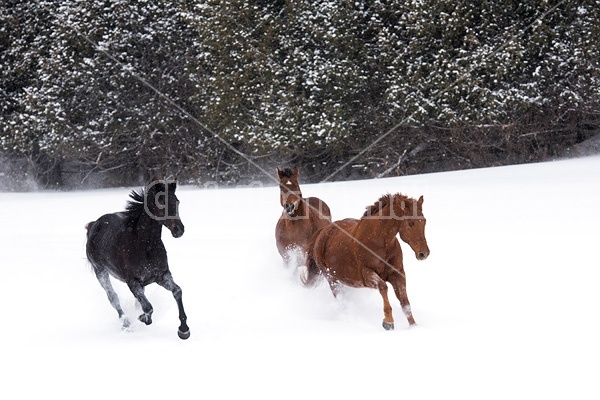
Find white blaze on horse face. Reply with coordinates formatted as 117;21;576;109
286;180;292;185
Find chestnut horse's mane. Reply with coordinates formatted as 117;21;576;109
362;193;413;217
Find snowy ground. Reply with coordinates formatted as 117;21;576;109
1;156;599;399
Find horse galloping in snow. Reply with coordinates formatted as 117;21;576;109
275;167;332;265
85;178;190;339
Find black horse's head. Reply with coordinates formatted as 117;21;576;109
145;178;185;238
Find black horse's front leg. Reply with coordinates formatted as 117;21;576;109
158;272;190;340
127;280;153;325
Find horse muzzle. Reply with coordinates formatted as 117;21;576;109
416;249;430;260
172;227;184;238
167;221;185;238
283;203;296;216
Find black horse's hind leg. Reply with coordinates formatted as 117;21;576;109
127;280;153;326
94;267;130;328
157;272;190;340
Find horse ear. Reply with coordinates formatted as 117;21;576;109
276;168;282;179
293;167;299;177
168;180;177;192
149;175;160;186
418;195;424;206
147;176;165;193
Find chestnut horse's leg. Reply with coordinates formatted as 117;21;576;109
326;277;342;297
157;272;190;340
389;270;416;326
363;269;395;330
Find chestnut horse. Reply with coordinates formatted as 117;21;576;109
304;193;430;330
275;167;332;264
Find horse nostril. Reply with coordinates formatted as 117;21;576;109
418;252;427;260
172;225;184;238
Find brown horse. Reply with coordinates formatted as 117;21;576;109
304;193;430;330
275;167;332;265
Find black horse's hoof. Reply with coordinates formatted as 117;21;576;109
121;316;131;328
138;314;152;325
178;329;190;340
382;320;395;331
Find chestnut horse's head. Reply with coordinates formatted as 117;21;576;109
394;195;430;261
277;167;302;216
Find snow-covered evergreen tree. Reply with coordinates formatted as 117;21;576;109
2;0;202;186
1;0;598;187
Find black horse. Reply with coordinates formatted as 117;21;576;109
85;178;190;339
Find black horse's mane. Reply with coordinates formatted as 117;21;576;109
125;189;145;221
278;168;295;178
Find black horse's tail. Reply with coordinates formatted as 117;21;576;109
85;221;95;232
84;221;96;240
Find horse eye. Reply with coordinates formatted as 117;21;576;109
408;222;415;228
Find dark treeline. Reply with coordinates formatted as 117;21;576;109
1;0;599;190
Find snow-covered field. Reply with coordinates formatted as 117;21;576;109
1;156;599;399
